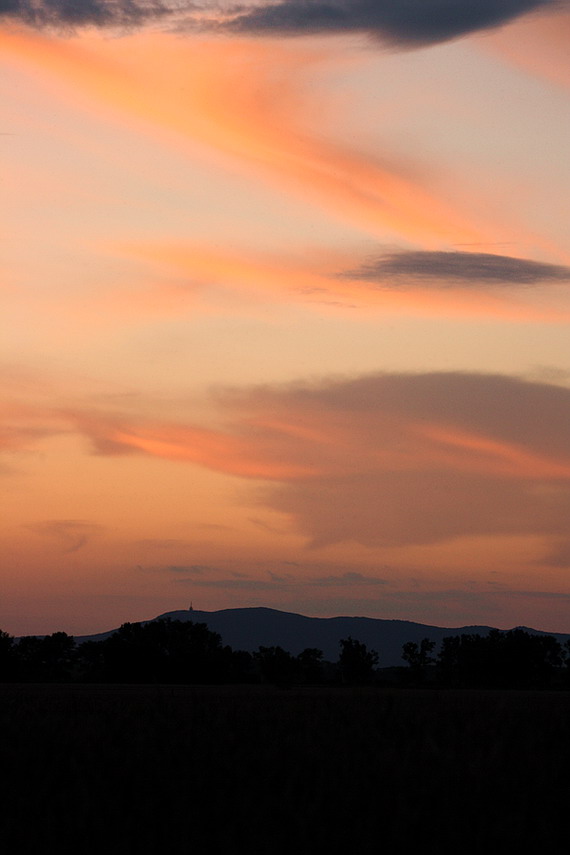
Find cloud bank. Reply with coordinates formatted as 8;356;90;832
5;369;570;554
55;371;570;552
234;372;570;548
344;250;570;286
223;0;557;48
1;0;563;49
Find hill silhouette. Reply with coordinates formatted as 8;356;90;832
75;606;570;667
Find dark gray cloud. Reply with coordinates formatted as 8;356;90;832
0;0;175;29
343;250;570;286
223;0;558;47
1;0;563;49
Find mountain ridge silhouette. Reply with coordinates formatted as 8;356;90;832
73;606;570;667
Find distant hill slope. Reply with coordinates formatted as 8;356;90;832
75;607;570;667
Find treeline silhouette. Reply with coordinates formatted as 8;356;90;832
1;619;569;687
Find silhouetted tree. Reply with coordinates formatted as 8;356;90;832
437;629;564;688
92;619;232;683
401;638;436;683
339;637;379;685
13;632;76;681
227;648;256;683
76;639;106;682
437;634;464;686
14;635;42;680
2;620;253;684
254;646;297;685
3;619;566;688
402;638;436;669
296;648;324;684
41;632;76;681
0;630;17;681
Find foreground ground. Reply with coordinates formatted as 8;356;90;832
1;684;568;853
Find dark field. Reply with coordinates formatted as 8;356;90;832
1;685;568;853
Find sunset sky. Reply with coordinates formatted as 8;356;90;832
2;0;570;636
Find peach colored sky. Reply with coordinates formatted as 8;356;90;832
2;3;570;636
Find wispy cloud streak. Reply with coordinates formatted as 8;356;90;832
2;28;490;247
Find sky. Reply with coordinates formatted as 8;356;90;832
2;0;570;636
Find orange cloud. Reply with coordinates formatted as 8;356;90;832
63;408;318;479
6;368;570;495
112;424;315;480
46;372;570;552
2;26;491;247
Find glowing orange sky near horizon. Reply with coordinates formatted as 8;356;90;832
2;12;570;637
